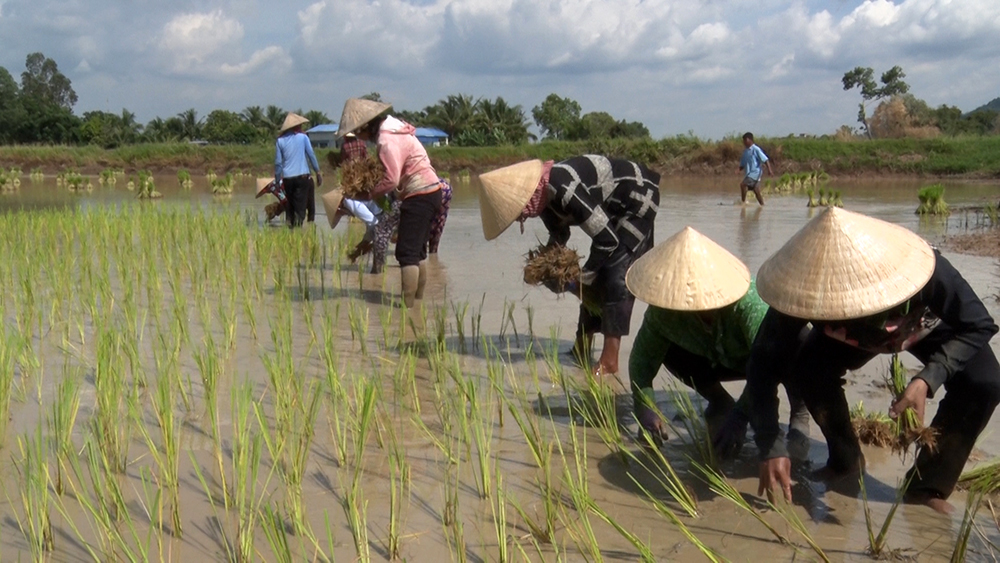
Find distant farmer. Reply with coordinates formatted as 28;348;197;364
335;98;449;312
739;132;772;206
626;226;810;455
478;155;660;378
275;113;322;227
256;177;287;221
729;207;1000;515
339;132;369;166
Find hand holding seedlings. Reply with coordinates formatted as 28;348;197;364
759;457;793;503
888;377;928;425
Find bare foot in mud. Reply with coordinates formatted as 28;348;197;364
904;491;955;515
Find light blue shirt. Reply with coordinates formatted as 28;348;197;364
274;132;320;182
740;144;768;181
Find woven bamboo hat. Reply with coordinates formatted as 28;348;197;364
757;207;935;320
279;113;309;135
255;178;275;199
477;159;544;240
626;227;751;310
322;189;345;229
336;98;392;138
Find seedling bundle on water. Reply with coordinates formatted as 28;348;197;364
339;155;384;199
523;244;581;292
916;183;949;216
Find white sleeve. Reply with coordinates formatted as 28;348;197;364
342;199;378;227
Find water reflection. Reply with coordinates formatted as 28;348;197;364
737;205;762;261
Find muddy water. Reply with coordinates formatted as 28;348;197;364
1;173;1000;561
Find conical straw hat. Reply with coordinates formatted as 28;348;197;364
477;160;544;240
322;189;345;229
279;112;309;135
336;98;392;138
626;227;751;310
757;207;935;320
255;178;273;198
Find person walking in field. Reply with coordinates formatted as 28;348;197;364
477;155;660;379
336;97;449;313
625;226;810;456
724;207;1000;515
739;132;772;206
275;113;322;227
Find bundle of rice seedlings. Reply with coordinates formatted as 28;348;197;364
887;353;937;455
264;202;284;221
523;244;581;293
916;183;949;216
957;459;1000;494
850;401;896;448
340;155;384;199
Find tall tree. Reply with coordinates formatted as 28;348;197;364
360;92;383;102
532;94;582;140
0;67;23;143
265;105;285;135
842;66;909;138
303;110;331;126
424;94;477;139
20;52;77;110
176;108;202;140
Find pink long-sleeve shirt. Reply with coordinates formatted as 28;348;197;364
372;116;441;200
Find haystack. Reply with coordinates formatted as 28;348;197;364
523;245;581;292
340;156;384;199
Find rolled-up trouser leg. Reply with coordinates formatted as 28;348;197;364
794;328;874;472
395;190;442;267
907;337;1000;499
427;181;451;254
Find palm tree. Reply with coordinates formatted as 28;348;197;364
144;117;174;142
119;109;142;143
424;94;476;139
176;108;202;141
265;105;285;135
304;110;331;126
473;97;530;144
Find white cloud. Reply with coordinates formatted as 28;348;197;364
159;10;244;73
220;46;291;75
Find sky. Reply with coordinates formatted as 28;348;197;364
0;0;998;139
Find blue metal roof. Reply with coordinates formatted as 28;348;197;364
306;124;340;133
414;127;448;138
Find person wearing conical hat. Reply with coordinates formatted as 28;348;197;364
274;112;323;227
256;177;288;221
730;207;1000;514
626;227;810;454
336;97;450;310
479;155;660;377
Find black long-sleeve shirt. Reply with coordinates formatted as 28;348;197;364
746;251;998;460
540;155;659;285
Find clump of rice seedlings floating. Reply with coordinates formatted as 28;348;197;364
176;169;193;189
136;170;162;199
211;172;235;195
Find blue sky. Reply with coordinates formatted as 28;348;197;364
1;0;998;139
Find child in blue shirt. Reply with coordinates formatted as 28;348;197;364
739;132;773;206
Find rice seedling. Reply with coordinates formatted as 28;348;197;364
11;425;56;558
133;370;183;537
588;499;656;562
47;368;81;495
556;423;605;562
668;382;717;468
916;183;949;216
0;325;17;448
382;410;411;560
99;168;117;186
887;352;937;454
340;155;385;198
442;454;467;563
770;499;830;562
566;370;630;465
341;376;378;562
177;169;193;189
950;491;985;562
959;459;1000;494
452;299;469;353
693;461;787;544
860;473;912;559
93;328;131;474
284;381;323;536
348;300;370;355
523;244;581;292
492;465;511;563
630;478;723;562
850;401;897;448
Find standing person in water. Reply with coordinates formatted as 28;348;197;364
477;155;660;378
739;132;772;206
625;226;810;455
275;113;322;227
335;98;449;315
722;207;1000;515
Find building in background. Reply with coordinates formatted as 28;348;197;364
414;128;449;147
305;124;340;148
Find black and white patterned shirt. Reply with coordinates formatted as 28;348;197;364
541;155;660;284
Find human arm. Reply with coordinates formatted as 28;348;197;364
342;199;378;227
910;252;999;396
540;208;571;248
274;139;283;184
304;138;322;186
757;146;773;177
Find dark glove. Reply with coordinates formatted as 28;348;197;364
712;408;750;460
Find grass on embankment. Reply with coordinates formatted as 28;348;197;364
2;135;1000;177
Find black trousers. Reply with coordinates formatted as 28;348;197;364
283;175;314;228
793;326;1000;498
577;232;654;337
395;189;443;267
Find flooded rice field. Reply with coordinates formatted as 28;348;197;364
0;172;1000;561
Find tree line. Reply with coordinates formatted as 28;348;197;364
0;53;650;148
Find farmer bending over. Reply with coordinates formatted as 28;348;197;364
626;227;809;454
719;207;1000;514
478;155;660;378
